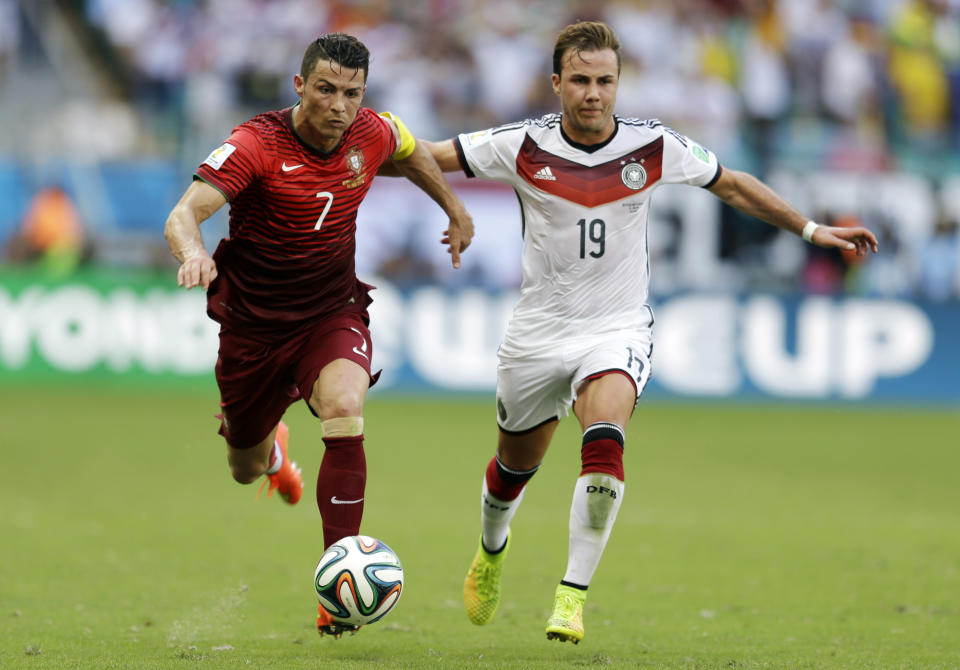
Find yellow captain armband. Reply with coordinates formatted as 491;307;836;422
380;111;416;160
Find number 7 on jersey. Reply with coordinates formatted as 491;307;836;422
315;192;334;230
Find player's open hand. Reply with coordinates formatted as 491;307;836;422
177;253;218;290
812;225;879;256
442;208;475;269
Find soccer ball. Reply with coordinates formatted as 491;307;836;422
314;535;404;626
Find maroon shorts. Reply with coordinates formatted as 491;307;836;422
215;312;376;449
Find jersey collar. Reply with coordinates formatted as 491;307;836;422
559;116;619;153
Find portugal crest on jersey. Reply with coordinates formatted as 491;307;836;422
621;162;647;190
346;146;365;174
342;145;367;188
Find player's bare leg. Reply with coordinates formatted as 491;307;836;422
546;372;635;643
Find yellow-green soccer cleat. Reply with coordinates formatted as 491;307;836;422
545;584;586;644
463;533;510;625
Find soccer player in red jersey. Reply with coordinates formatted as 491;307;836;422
163;33;474;637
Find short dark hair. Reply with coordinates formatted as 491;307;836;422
552;21;621;76
301;33;371;82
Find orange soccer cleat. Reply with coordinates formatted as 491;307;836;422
317;604;361;638
257;421;303;505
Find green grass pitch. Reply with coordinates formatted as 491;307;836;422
1;384;958;669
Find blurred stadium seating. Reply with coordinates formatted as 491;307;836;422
0;0;957;399
1;0;958;299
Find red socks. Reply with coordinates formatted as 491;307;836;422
316;435;366;549
485;454;539;501
580;422;625;480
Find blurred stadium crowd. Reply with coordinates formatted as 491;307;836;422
1;0;959;300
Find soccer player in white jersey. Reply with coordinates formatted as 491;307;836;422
413;21;879;644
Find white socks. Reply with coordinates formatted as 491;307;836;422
266;441;282;475
562;473;624;586
480;477;525;553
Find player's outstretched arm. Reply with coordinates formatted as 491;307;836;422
389;138;474;269
419;139;462;172
376;139;461;176
164;180;227;289
708;168;879;256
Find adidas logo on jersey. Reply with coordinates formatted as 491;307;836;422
533;166;557;181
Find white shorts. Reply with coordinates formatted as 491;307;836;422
495;329;653;433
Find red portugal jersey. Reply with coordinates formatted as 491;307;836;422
195;105;396;341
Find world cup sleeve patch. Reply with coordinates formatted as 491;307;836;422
203;142;237;170
464;129;493;147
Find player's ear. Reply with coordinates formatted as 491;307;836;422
551;73;561;96
294;73;306;97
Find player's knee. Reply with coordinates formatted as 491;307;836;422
230;465;260;484
312;389;365;420
227;441;269;484
580;422;625;480
229;459;266;484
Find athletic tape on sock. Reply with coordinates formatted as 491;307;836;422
320;416;364;438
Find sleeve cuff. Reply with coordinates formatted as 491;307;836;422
703;163;723;189
453;137;475;178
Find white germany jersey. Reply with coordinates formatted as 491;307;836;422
454;114;721;352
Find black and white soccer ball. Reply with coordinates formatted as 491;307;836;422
314;535;404;626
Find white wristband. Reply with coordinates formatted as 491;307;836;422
802;220;819;243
